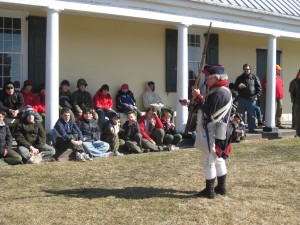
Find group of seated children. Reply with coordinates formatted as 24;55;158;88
0;78;181;165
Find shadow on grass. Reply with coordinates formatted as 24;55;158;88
44;186;195;199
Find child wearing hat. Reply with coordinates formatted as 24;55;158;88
72;78;96;121
101;111;125;156
59;80;73;110
0;81;24;126
21;80;35;108
0;111;23;166
116;84;141;119
14;107;56;163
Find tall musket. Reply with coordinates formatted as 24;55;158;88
194;22;212;89
184;22;212;135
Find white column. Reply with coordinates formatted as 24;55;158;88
45;8;60;133
176;24;189;133
265;35;278;129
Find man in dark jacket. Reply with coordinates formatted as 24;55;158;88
0;81;24;126
14;107;55;163
0;111;23;166
76;108;110;158
234;64;262;133
289;69;300;129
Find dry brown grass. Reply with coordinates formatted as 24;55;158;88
0;138;299;225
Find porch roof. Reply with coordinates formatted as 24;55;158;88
1;0;300;39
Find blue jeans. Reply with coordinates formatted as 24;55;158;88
96;109;116;128
237;97;256;131
255;105;263;122
82;140;110;157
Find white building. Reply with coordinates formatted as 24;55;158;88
0;0;299;132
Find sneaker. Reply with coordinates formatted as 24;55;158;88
101;153;110;157
277;125;287;129
27;156;35;164
76;152;86;162
168;144;179;151
82;153;93;161
114;151;124;156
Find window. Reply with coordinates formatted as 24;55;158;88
0;17;22;88
188;34;201;99
166;29;218;94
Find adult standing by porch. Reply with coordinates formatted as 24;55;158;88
234;64;262;133
262;65;286;129
291;70;300;137
289;69;300;130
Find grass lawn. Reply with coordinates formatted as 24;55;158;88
0;138;299;225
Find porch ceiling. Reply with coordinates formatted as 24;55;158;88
0;0;300;40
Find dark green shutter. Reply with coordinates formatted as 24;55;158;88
166;29;178;92
27;16;46;93
206;33;219;66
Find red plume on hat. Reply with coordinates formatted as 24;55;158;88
121;84;129;89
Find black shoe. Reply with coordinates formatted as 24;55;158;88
195;178;216;199
143;149;150;153
258;121;265;126
248;130;259;134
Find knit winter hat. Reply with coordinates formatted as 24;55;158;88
23;80;32;87
121;84;129;89
108;111;119;120
24;105;35;117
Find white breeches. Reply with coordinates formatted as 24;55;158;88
201;149;227;179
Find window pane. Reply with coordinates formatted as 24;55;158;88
0;17;3;29
4;41;12;52
13;29;21;41
13;18;21;29
0;41;3;52
0;29;3;40
4;17;12;28
4;29;12;40
13;41;21;52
